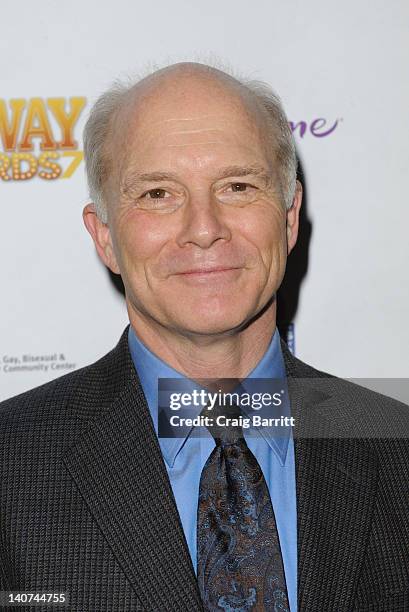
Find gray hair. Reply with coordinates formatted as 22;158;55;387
83;63;298;223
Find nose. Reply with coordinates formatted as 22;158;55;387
176;190;231;249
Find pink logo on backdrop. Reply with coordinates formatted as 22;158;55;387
289;118;340;138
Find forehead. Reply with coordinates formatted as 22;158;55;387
111;74;272;176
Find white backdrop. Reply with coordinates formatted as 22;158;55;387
1;0;408;401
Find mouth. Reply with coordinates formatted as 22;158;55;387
173;266;243;285
176;266;241;276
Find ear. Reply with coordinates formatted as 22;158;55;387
286;180;303;255
82;203;121;274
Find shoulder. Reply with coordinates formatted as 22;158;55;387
282;340;409;468
281;338;408;417
0;326;132;445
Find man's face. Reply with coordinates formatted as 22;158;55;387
94;76;298;337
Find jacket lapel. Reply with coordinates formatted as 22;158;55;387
63;329;203;611
281;343;378;610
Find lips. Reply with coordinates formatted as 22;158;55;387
177;267;240;275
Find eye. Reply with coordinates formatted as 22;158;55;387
217;180;260;206
141;188;170;199
228;182;260;194
135;186;184;212
230;182;251;192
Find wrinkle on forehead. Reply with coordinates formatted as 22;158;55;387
167;128;222;135
165;142;225;148
162;115;227;122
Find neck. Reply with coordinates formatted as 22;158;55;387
126;299;278;379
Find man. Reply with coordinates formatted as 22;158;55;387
0;62;408;612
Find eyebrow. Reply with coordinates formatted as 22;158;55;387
214;164;272;182
121;164;272;193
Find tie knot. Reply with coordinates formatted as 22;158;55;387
203;401;244;446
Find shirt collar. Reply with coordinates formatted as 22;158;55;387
128;325;291;467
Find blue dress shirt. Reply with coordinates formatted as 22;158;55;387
128;325;297;612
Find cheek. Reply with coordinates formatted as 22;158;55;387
239;206;286;262
113;214;171;272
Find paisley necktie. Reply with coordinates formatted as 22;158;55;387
197;401;290;611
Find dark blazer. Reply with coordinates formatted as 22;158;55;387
1;325;409;611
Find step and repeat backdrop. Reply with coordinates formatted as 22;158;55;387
1;0;408;400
